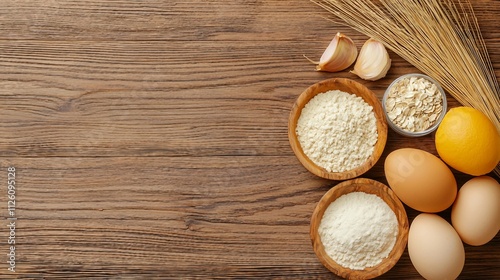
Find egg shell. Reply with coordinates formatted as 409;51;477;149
451;176;500;246
384;148;457;212
408;213;465;280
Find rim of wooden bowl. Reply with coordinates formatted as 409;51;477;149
288;78;388;180
310;178;409;279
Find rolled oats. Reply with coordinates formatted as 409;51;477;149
385;76;443;132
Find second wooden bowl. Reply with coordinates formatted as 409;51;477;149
310;178;409;279
288;78;387;180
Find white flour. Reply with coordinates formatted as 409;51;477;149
296;90;378;172
318;192;398;270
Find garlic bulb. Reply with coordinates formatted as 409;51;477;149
351;38;391;81
305;32;358;72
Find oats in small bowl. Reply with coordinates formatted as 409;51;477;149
383;73;447;137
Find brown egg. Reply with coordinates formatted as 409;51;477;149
452;176;500;246
384;148;457;212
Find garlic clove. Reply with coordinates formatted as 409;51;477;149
305;32;358;72
351;38;392;81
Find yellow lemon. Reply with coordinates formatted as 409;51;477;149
435;107;500;176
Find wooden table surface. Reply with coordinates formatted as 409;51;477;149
1;0;499;279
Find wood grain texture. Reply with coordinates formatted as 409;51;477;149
0;0;499;278
3;157;496;279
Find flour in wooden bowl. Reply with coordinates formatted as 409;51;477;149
318;191;399;270
296;90;378;172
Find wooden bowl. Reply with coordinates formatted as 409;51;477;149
310;178;409;279
288;78;387;180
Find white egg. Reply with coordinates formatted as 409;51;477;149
408;213;464;280
452;176;500;245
